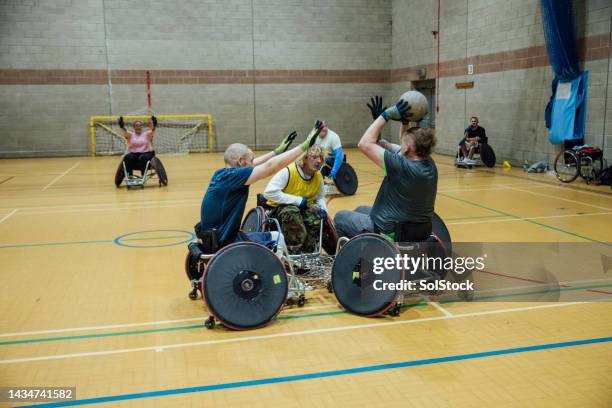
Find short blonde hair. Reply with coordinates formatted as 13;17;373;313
298;144;326;166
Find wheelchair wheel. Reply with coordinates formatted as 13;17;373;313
114;161;125;188
432;212;452;256
241;207;266;232
554;150;579;183
321;216;339;255
331;233;402;316
202;242;288;330
334;163;358;196
151;157;168;186
184;250;205;300
479;144;496;168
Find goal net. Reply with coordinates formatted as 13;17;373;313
89;114;213;156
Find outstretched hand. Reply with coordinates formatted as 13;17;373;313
150;115;158;129
274;130;298;154
381;100;412;123
118;116;125;130
366;96;387;121
300;120;324;151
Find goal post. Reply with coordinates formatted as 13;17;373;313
89;114;213;157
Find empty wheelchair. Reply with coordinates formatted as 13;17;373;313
554;146;605;184
115;154;168;188
455;143;496;169
321;155;359;196
331;213;472;317
242;194;338;289
184;223;306;330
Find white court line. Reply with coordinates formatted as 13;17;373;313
447;211;612;226
0;304;338;339
506;186;612;212
429;301;453;316
41;162;80;191
1;184;535;216
0;302;591;365
0;208;17;224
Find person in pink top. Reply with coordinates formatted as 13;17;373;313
118;115;157;176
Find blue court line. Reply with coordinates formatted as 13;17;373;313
0;234;191;249
3;283;611;347
20;336;612;407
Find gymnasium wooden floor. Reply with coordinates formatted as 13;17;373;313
1;149;611;407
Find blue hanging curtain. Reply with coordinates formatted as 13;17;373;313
541;0;587;144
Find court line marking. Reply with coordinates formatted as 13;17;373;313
3;283;612;346
0;208;17;224
446;211;612;226
0;305;338;339
506;186;612;212
438;192;611;246
0;183;544;216
2;211;608;250
0;302;591;365
19;335;612;407
0;176;13;185
428;301;452;316
41;162;80;191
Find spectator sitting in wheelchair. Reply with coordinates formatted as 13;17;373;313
334;96;437;242
118;116;157;176
458;116;487;165
263;144;328;254
198;121;324;254
315;121;344;181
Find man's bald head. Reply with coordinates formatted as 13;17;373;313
224;143;254;167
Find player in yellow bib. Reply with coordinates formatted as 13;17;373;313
264;145;328;254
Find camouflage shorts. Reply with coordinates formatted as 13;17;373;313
276;204;322;254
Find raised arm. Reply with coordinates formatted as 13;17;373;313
118;116;129;140
246;121;323;186
253;131;297;166
359;100;412;168
149;115;157;140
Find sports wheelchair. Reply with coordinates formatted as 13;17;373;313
554;145;605;184
114;154;168;188
242;194;338;289
184;222;309;330
320;155;359;196
455;142;496;169
331;213;473;317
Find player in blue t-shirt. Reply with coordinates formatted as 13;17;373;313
199;121;324;249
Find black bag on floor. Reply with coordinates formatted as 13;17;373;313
595;165;612;186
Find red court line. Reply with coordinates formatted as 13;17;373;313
476;269;612;295
0;176;14;185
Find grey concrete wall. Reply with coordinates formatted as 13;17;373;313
391;0;612;165
0;0;392;157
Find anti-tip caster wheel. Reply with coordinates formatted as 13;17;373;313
326;280;333;293
188;288;198;300
204;316;215;329
388;303;401;317
297;294;306;307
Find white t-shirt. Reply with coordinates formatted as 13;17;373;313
315;129;342;153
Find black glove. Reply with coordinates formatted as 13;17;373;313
366;96;387;121
118;116;125;130
151;115;158;129
381;100;412;123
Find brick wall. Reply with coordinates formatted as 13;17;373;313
0;0;392;157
